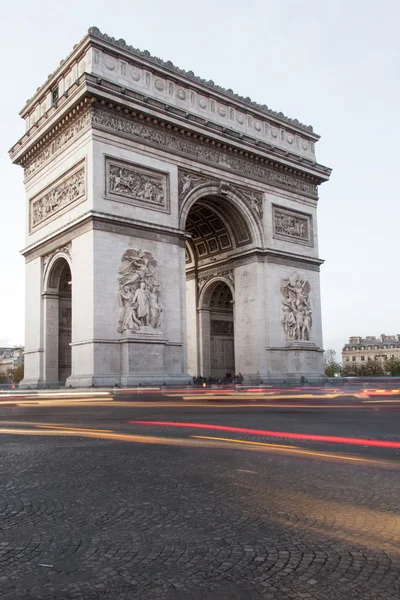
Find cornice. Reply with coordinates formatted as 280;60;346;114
21;210;189;260
84;76;330;180
20;34;92;118
186;247;323;277
9;78;91;166
20;26;316;136
10;82;331;196
91;105;326;198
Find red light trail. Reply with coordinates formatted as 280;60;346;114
130;421;400;449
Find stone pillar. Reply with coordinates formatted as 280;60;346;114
43;292;59;385
20;258;44;388
66;232;96;387
186;277;199;377
234;260;267;382
198;308;211;377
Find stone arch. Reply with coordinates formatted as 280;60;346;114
180;182;264;249
42;253;72;385
185;239;197;268
199;275;235;309
196;278;235;379
43;251;72;293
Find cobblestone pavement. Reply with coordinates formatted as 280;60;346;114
0;401;399;599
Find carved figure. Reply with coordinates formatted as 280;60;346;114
281;276;312;342
149;285;162;329
178;171;208;204
117;249;162;334
133;281;150;326
275;211;309;240
109;164;164;205
32;167;85;227
240;189;263;220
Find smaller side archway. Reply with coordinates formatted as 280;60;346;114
197;278;235;380
43;254;72;385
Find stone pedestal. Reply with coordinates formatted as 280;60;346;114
120;332;167;386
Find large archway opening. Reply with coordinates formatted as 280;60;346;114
205;281;235;380
44;256;72;385
184;192;256;379
58;262;72;383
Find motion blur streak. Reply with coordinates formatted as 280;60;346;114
193;436;298;449
37;425;113;433
192;436;396;466
131;421;400;449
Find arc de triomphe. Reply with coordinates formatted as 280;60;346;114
9;28;331;388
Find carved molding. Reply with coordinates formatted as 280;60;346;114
281;276;312;342
105;157;170;213
30;162;85;231
178;168;263;220
88;27;314;133
43;244;72;275
92;108;318;199
273;205;313;246
24;109;92;178
198;268;234;294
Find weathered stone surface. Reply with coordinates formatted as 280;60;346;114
10;30;331;388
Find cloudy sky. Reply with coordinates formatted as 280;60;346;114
1;0;399;359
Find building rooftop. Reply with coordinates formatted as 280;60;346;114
24;26;315;134
343;335;400;348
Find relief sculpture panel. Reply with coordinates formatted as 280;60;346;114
281;276;312;342
30;162;85;231
273;206;312;245
117;249;163;335
94;110;318;199
106;158;170;213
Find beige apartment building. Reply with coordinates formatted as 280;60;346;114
0;347;24;378
342;335;400;365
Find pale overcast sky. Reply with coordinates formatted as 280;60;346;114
1;0;399;359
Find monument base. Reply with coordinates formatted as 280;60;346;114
19;378;46;389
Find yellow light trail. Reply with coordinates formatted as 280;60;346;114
0;426;398;469
36;425;113;433
175;393;364;401
193;436;298;449
192;436;399;467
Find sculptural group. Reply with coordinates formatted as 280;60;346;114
281;277;312;341
117;249;162;334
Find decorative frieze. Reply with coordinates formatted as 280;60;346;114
31;162;85;231
117;249;163;334
105;157;170;213
92;108;318;199
281;276;312;342
24;109;92;178
273;205;312;246
211;320;234;336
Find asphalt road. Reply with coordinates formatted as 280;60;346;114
0;392;399;599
